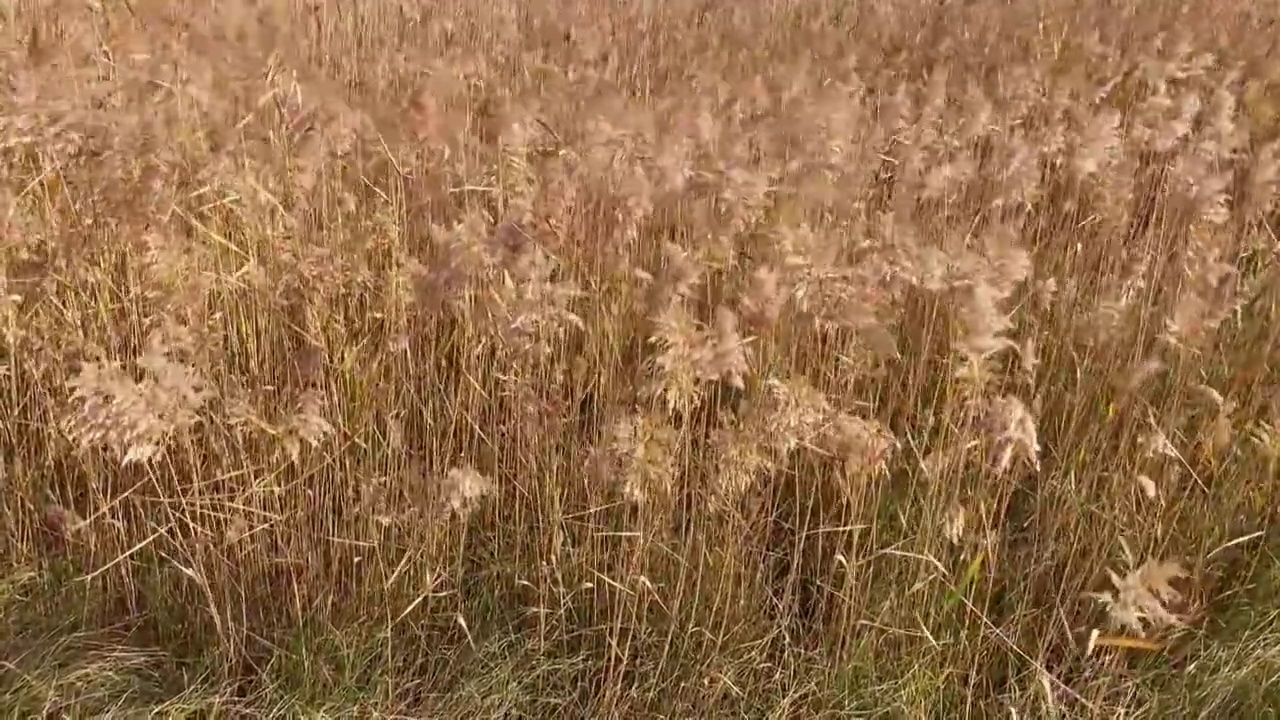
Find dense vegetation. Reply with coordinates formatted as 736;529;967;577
2;1;1279;716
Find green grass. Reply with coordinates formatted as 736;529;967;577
6;545;1278;717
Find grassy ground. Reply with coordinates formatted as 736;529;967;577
3;0;1280;717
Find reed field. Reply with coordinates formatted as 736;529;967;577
3;0;1280;716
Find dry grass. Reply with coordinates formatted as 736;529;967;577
2;0;1280;716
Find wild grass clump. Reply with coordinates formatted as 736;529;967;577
3;0;1280;716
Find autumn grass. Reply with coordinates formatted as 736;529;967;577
2;0;1280;716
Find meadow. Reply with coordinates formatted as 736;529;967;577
2;0;1279;716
